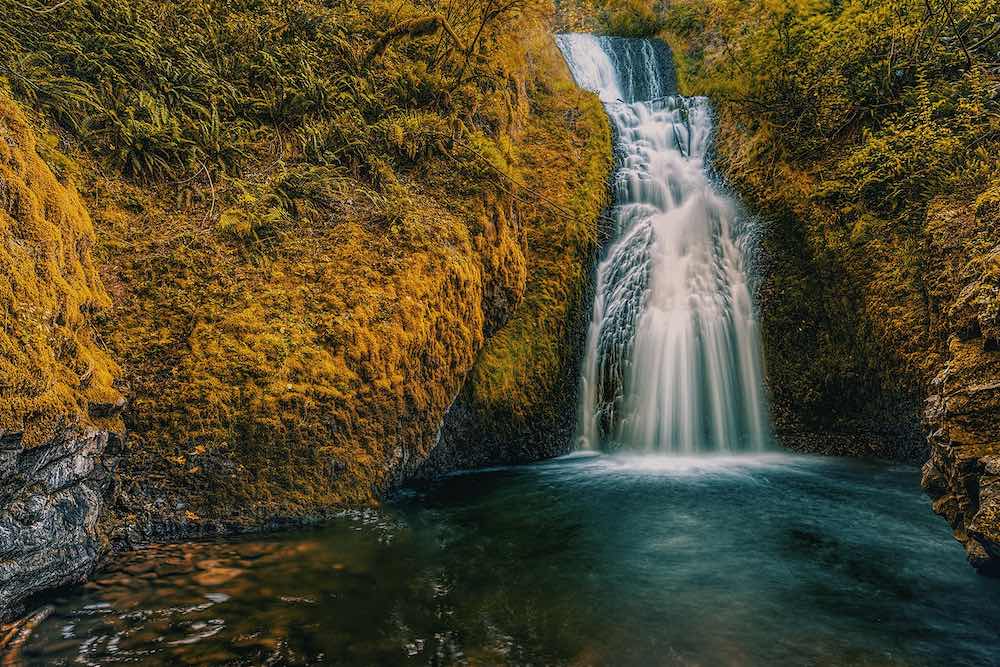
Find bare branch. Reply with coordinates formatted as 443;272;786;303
8;0;69;14
364;14;465;64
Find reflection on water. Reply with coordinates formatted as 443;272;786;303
24;454;1000;665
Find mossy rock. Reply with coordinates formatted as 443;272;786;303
0;95;121;448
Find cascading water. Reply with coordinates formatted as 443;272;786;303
557;34;769;454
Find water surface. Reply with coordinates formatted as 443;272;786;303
25;454;1000;665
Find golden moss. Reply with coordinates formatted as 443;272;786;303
468;33;612;423
71;2;592;523
0;95;121;447
95;167;517;518
2;0;612;525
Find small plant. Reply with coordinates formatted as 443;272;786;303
375;111;452;163
94;91;194;180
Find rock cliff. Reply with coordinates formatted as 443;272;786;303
0;98;124;620
1;428;121;621
923;340;1000;574
1;1;612;616
921;191;1000;573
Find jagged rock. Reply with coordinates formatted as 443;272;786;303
0;428;120;622
969;463;1000;561
922;337;1000;575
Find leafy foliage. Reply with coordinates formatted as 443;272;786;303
662;0;1000;452
558;0;666;36
0;0;546;189
663;0;999;209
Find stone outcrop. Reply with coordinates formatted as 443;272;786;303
1;94;124;621
920;190;1000;574
922;337;1000;575
0;427;121;621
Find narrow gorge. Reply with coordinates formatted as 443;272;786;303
2;0;999;664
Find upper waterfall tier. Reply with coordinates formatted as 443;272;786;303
557;34;769;454
556;35;676;104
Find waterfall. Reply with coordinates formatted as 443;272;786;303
557;34;769;454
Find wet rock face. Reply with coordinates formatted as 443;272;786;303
0;429;121;621
415;378;579;480
922;338;1000;575
916;196;1000;573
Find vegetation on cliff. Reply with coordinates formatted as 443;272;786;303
0;0;611;525
557;0;666;35
0;95;121;448
454;40;611;459
659;0;999;458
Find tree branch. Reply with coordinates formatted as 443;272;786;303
364;15;465;64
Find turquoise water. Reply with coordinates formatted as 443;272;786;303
23;453;1000;665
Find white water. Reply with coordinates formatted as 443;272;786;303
557;34;769;454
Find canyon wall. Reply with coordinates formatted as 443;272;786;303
921;191;1000;574
1;1;611;616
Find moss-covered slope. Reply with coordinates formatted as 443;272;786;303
659;0;1000;569
1;0;612;532
425;33;613;472
0;96;121;447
